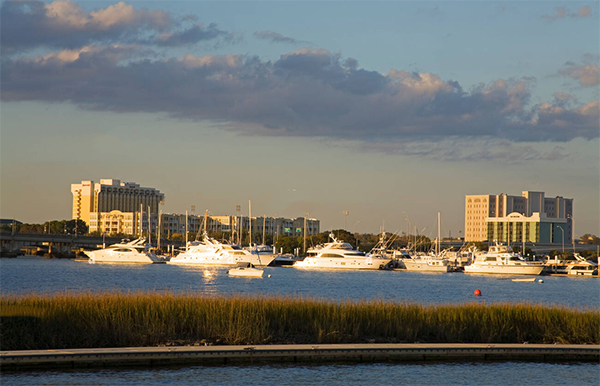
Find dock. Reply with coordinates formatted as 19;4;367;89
2;343;598;370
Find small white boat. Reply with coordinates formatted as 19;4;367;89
84;237;162;264
227;262;264;278
511;277;536;282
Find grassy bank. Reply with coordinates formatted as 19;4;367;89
1;293;598;350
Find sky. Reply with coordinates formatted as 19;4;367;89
1;1;599;239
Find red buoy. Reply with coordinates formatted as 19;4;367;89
474;289;482;296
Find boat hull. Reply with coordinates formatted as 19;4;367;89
464;264;543;275
85;251;160;264
401;259;450;272
293;256;391;270
227;268;264;277
168;253;275;267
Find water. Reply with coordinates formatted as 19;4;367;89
2;362;599;385
1;257;599;308
1;257;599;385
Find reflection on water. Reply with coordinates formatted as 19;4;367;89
2;361;599;386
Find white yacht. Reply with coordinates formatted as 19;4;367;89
85;237;162;264
168;233;275;267
293;234;392;270
543;254;598;276
400;252;451;272
464;242;544;275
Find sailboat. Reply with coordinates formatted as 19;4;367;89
400;212;451;272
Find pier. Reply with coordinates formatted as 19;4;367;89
2;344;598;370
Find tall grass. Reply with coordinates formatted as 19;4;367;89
1;292;598;350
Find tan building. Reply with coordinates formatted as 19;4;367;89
465;191;573;243
71;179;164;225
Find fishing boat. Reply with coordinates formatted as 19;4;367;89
464;241;544;275
85;237;163;264
227;262;264;277
293;233;392;270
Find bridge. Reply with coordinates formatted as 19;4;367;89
0;232;182;257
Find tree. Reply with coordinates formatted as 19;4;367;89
580;234;600;245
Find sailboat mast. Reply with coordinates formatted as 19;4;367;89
204;209;208;234
437;211;441;256
249;200;252;246
148;205;151;245
262;215;266;245
185;210;188;251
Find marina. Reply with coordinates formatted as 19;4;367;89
1;257;597;307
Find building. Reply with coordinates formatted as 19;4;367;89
465;191;573;244
157;213;320;243
71;179;164;225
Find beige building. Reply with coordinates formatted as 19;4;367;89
71;179;164;225
465;191;573;243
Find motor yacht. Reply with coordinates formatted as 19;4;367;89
464;242;544;275
168;232;275;267
400;252;451;272
85;237;163;264
543;254;598;276
293;234;392;270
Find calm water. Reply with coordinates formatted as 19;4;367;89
1;257;599;385
2;362;599;386
1;257;599;308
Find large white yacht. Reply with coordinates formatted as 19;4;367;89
168;233;275;267
464;242;544;275
293;234;392;270
85;237;162;264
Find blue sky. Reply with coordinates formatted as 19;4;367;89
1;1;598;238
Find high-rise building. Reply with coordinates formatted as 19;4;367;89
71;179;164;225
465;191;573;244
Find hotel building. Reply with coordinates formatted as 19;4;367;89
71;179;165;226
465;191;573;244
72;178;319;239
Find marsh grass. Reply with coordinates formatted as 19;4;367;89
1;292;598;350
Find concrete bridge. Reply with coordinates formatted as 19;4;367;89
0;231;182;257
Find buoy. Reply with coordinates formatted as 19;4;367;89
268;274;271;278
474;289;482;296
538;279;543;283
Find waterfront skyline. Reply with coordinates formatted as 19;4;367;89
1;1;598;238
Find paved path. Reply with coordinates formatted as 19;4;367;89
2;343;598;370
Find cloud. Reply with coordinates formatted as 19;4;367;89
542;6;593;20
2;46;597;158
559;63;600;86
254;31;303;44
0;0;230;53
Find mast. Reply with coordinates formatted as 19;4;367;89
203;209;208;235
158;209;161;251
262;215;266;245
139;203;143;238
249;200;252;246
437;211;441;256
185;210;188;251
148;205;151;245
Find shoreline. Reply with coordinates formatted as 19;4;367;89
2;343;599;370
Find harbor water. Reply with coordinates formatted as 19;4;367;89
1;257;599;385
